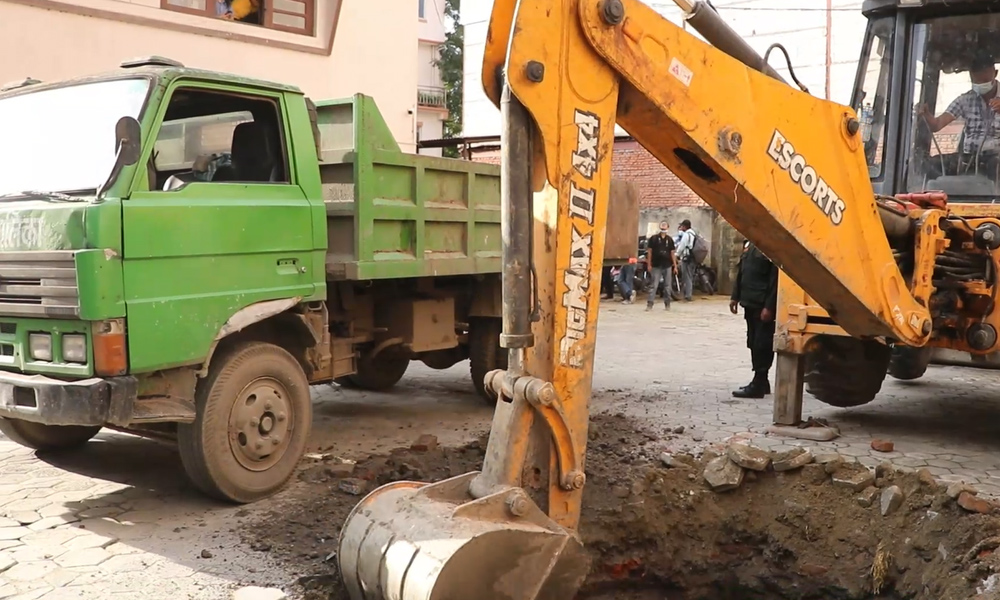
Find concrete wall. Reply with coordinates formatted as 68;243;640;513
0;0;421;152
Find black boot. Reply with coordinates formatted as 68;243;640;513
732;372;770;398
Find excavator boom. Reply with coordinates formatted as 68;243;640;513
337;2;945;599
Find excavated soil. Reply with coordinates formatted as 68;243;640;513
240;413;1000;600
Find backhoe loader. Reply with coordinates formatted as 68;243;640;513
337;0;1000;598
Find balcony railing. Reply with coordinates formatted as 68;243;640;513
418;86;448;109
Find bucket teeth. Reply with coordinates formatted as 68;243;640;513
338;473;590;600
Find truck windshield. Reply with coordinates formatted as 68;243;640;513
907;12;1000;201
0;78;149;199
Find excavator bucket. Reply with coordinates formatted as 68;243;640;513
337;474;589;600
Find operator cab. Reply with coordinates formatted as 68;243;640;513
858;0;1000;202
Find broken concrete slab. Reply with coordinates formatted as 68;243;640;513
832;465;876;492
881;486;904;516
727;444;770;472
338;478;368;496
815;453;845;474
771;448;812;472
659;453;691;469
947;482;977;500
702;457;744;492
857;486;879;508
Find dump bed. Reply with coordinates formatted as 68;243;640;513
315;95;502;281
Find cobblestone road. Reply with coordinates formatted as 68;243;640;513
2;296;1000;598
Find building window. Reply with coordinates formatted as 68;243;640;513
418;0;425;19
161;0;315;36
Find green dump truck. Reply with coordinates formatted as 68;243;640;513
0;57;505;503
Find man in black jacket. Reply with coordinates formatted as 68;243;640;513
729;239;779;398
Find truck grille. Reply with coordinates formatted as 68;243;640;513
0;251;79;318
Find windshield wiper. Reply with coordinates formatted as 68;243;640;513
0;190;90;203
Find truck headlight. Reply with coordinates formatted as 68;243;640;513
62;334;87;364
28;333;51;362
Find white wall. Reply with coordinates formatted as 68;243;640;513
0;0;421;152
461;0;867;137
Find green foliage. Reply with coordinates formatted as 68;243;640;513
435;0;463;158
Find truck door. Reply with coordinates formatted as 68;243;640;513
123;83;317;373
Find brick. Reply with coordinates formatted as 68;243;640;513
958;491;995;514
871;439;894;453
410;434;438;452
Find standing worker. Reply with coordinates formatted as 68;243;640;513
676;219;697;302
730;239;779;398
646;221;678;311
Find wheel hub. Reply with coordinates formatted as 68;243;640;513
228;377;293;471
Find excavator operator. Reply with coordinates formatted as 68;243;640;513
919;53;1000;156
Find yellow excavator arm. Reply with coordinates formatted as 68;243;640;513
336;1;949;599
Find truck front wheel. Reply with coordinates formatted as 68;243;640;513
178;342;311;504
0;419;100;451
470;317;508;403
887;345;932;381
804;336;891;408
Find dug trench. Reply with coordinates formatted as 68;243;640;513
240;414;1000;600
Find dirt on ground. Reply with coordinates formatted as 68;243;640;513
239;412;1000;600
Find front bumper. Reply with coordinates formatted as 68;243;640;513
0;371;136;427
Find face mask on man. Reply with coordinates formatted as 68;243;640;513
973;80;995;96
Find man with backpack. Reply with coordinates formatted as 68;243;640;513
676;220;707;302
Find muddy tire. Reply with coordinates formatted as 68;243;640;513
804;336;891;408
348;348;409;391
887;345;932;381
0;419;100;451
469;317;507;403
178;342;311;504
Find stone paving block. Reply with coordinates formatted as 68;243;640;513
0;518;20;529
98;554;156;574
3;560;58;582
54;549;110;568
60;533;118;552
0;527;30;541
0;553;15;572
8;589;53;600
6;513;39;526
9;544;62;564
925;458;961;470
3;501;50;514
0;541;23;551
19;528;84;547
40;567;79;588
27;517;79;533
73;507;121;521
893;457;929;468
0;584;16;599
102;543;139;557
35;506;75;520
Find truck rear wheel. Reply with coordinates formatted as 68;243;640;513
470;317;507;403
178;341;311;504
804;336;891;408
0;419;100;451
887;345;932;381
349;348;409;391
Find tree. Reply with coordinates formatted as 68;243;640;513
435;0;463;158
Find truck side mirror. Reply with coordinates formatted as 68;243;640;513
115;116;142;167
96;116;142;201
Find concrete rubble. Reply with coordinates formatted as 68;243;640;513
831;464;876;492
771;448;812;472
880;485;904;516
702;456;744;492
727;444;770;472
